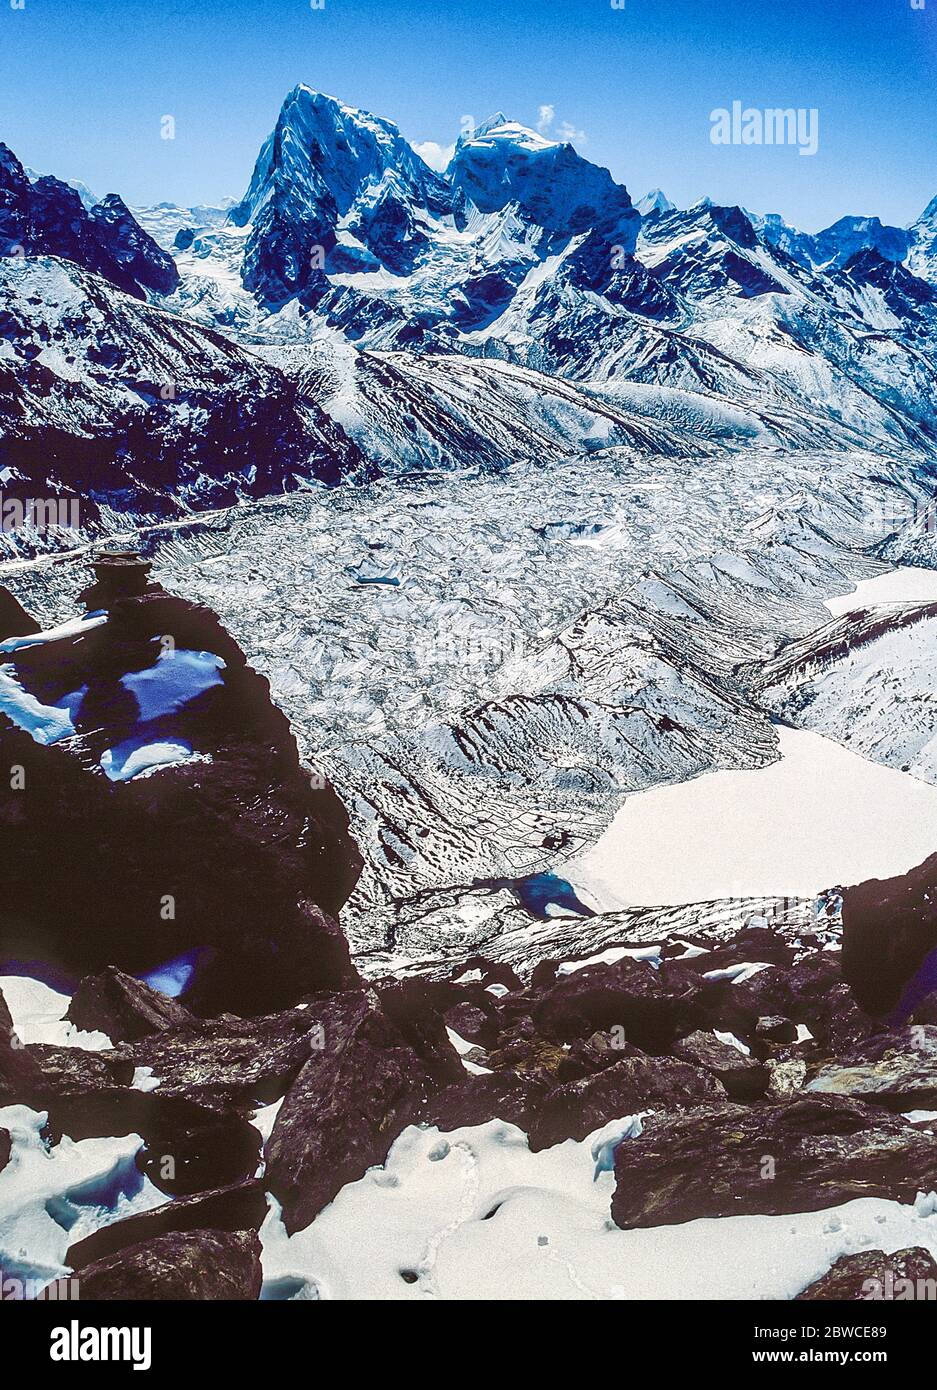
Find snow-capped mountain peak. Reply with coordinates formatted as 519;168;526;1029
454;113;560;154
228;84;454;302
636;188;675;218
230;84;450;228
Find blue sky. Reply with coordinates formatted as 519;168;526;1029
1;0;935;231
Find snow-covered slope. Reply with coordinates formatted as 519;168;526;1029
0;256;363;551
758;600;937;784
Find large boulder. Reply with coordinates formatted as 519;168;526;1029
66;967;193;1043
67;1229;262;1301
796;1247;937;1301
611;1095;937;1229
530;956;722;1051
265;991;458;1233
67;1179;267;1270
0;569;363;1015
422;1072;548;1134
672;1031;767;1100
723;953;877;1053
843;852;937;1017
805;1026;937;1111
527;1053;726;1151
106;1003;335;1110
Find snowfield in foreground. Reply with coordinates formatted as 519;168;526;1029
260;1117;937;1301
570;726;937;910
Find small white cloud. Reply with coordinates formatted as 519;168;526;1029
557;121;587;146
413;140;456;172
536;104;556;135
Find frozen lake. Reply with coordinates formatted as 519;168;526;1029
570;726;937;910
824;565;937;617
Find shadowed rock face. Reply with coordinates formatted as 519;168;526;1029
842;851;937;1018
0;573;363;1015
0;143;178;299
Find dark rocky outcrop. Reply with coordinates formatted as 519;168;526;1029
67;1179;268;1270
66;967;193;1043
723;954;877;1053
0;1127;10;1174
530;955;723;1051
843;851;937;1018
3;1043;135;1098
612;1095;937;1229
107;1004;337;1110
528;1054;726;1152
0;571;363;1015
796;1247;937;1301
0;985;14;1034
672;1031;767;1100
0;586;39;640
755;1015;799;1044
0;143;178;299
69;1229;263;1301
0;255;368;550
422;1072;548;1134
806;1025;937;1111
265;991;458;1233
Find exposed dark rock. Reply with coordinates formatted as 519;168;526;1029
0;985;13;1034
484;1017;575;1083
796;1247;937;1300
450;956;523;993
422;1071;547;1133
806;1026;937;1110
5;1043;135;1098
0;258;367;537
528;1054;726;1151
68;1229;262;1301
265;991;454;1233
612;1095;937;1229
443;1001;498;1048
0;1027;44;1096
66;967;193;1043
671;928;796;974
843;851;937;1017
67;1179;267;1270
0;586;40;640
0;1127;10;1174
755;1015;799;1044
134;1110;261;1198
107;1005;329;1109
374;979;467;1086
0;575;363;1015
672;1031;767;1100
556;1029;641;1083
12;1078;261;1196
531;955;723;1051
723;953;877;1052
0;144;178;299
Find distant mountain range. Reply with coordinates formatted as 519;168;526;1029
1;84;936;549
